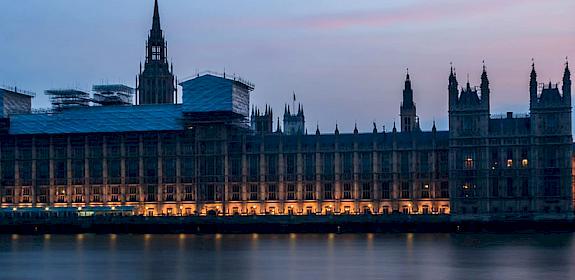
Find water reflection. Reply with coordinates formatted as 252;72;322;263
0;233;573;280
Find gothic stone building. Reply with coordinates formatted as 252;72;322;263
449;64;573;219
0;63;571;219
0;1;572;220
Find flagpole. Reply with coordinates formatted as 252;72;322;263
292;91;296;114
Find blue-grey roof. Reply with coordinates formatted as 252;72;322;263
9;104;184;135
180;74;251;117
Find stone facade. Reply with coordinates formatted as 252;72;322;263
449;63;573;220
0;125;450;217
0;1;572;220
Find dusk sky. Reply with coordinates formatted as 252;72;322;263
1;0;574;133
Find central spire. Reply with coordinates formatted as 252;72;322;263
137;0;176;105
152;0;161;33
400;68;417;132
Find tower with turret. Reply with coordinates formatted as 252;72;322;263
528;60;572;215
283;104;305;135
448;64;491;217
136;0;177;105
400;70;419;132
251;105;273;134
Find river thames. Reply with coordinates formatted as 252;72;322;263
0;233;574;280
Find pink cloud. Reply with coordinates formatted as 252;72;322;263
289;0;552;30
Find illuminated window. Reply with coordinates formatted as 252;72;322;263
506;149;513;168
422;184;430;198
465;157;474;169
461;184;477;198
521;159;528;167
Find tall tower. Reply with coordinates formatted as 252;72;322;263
136;0;176;105
529;61;573;215
448;65;490;217
400;70;417;132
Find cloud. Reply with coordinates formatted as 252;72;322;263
285;0;549;30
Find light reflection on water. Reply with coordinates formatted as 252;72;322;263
0;233;574;280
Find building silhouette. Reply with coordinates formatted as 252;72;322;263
0;1;572;220
400;70;419;133
136;0;177;105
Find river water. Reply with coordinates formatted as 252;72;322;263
0;233;574;280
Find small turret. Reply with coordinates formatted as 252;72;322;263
448;64;459;110
276;117;282;134
530;60;538;109
563;58;571;106
480;61;490;106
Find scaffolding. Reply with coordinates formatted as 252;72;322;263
92;84;134;106
0;84;36;97
45;89;91;110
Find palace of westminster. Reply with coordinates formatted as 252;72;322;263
0;0;573;220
